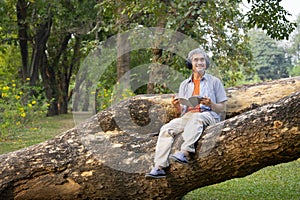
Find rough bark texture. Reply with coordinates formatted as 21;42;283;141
0;77;299;200
226;76;300;118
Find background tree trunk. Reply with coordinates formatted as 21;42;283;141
116;1;131;99
116;33;131;94
146;3;167;94
0;77;299;199
40;52;59;116
56;34;79;114
16;0;29;81
30;6;52;88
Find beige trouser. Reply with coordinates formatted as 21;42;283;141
154;112;216;168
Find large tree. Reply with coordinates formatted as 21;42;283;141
249;30;290;81
14;0;99;115
0;76;299;199
95;0;297;96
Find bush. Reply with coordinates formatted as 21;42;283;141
289;65;300;77
0;79;48;139
96;82;135;111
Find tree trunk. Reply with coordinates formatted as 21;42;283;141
16;0;29;81
72;69;87;112
147;2;167;94
43;32;72;116
82;80;92;112
40;52;59;116
0;77;299;199
115;2;131;100
56;34;74;114
225;76;300;118
116;32;131;96
147;47;164;94
30;7;53;88
67;36;81;109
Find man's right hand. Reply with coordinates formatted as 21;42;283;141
171;95;179;105
171;95;181;115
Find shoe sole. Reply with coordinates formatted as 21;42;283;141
145;173;166;179
170;155;188;164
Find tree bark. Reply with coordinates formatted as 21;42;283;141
116;1;131;99
116;32;131;96
56;34;72;114
16;0;29;81
30;6;53;88
40;52;59;116
0;77;299;200
225;76;300;118
146;2;167;94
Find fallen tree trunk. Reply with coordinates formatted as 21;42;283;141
0;77;299;199
88;76;300;133
225;76;300;118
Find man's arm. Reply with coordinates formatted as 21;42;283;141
210;101;226;113
201;97;226;113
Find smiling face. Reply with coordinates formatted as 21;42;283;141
191;53;207;74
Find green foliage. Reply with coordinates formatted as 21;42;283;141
246;0;296;40
0;79;48;139
0;45;21;83
0;0;18;44
92;59;136;111
287;15;300;67
96;82;135;111
249;30;290;81
288;65;300;77
95;0;254;87
0;1;21;83
194;1;253;86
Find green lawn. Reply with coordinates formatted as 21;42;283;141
184;159;300;200
0;114;75;154
0;114;299;199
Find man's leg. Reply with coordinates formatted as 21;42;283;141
146;117;186;178
154;117;185;168
181;112;216;153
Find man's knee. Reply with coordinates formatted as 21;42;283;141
159;128;176;138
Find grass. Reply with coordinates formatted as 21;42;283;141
0;114;75;154
184;159;300;200
0;114;299;199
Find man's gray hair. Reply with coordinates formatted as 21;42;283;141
187;48;210;69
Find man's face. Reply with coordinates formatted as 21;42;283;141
192;53;206;73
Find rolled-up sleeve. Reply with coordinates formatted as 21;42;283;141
214;78;227;103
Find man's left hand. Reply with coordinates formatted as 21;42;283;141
200;97;212;108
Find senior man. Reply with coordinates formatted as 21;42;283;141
146;48;227;178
